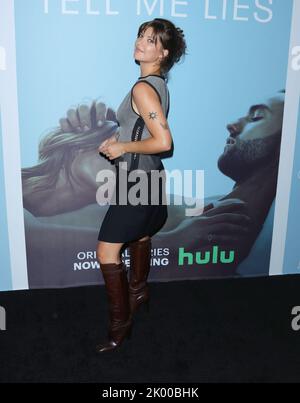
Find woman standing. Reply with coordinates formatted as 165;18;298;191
96;18;187;353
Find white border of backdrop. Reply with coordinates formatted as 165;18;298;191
269;0;300;276
0;0;28;290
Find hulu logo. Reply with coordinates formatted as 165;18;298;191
178;245;235;265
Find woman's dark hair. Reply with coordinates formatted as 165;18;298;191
137;18;187;80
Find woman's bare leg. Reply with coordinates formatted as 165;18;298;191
137;235;150;242
96;241;124;264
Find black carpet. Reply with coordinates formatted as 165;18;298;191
1;274;300;383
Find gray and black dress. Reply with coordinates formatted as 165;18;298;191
97;74;170;243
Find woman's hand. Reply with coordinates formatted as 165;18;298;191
98;141;126;160
98;133;118;150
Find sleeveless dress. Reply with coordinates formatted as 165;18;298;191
97;74;170;243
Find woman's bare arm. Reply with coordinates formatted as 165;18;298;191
122;82;172;154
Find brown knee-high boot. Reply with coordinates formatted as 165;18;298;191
128;238;152;318
96;261;132;353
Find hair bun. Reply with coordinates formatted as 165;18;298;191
176;27;185;37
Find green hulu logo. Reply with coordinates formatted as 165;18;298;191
178;245;235;265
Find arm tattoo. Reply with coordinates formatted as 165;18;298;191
148;110;169;130
148;111;157;120
159;122;169;130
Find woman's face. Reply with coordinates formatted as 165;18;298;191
134;26;165;64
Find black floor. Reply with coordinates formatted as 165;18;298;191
1;274;300;383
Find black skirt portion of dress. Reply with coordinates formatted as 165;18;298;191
97;161;168;243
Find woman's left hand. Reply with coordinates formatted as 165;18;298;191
98;141;126;160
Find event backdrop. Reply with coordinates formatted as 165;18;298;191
1;0;300;291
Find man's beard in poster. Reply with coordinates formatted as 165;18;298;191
217;131;281;182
